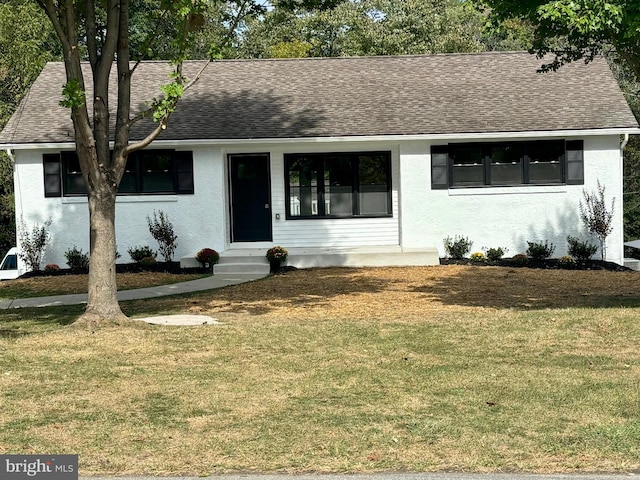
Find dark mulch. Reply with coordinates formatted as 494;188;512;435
22;262;209;278
440;257;630;271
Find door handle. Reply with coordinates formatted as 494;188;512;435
265;204;270;209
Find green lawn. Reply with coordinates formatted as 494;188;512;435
0;266;638;476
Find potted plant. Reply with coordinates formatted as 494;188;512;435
196;248;220;272
266;246;288;273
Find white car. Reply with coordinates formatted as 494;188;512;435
0;247;26;280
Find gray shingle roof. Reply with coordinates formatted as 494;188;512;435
1;52;638;145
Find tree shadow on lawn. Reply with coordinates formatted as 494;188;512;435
409;265;640;310
124;265;640;320
0;305;82;339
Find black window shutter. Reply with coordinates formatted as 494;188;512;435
566;140;584;185
431;145;449;189
43;153;62;197
174;151;194;194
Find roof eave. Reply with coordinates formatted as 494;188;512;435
3;127;640;150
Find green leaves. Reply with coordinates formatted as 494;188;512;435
479;0;640;80
59;79;86;109
151;78;185;123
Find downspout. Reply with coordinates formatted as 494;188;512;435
620;134;629;264
5;148;22;238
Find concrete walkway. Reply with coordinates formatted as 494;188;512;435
0;272;268;309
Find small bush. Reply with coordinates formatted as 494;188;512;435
558;255;576;269
147;210;178;262
128;245;156;263
526;240;555;261
266;246;288;263
443;235;473;259
196;248;220;266
484;246;507;262
64;246;89;272
511;253;529;266
470;252;486;263
44;264;60;273
17;216;52;272
567;235;598;262
140;256;157;269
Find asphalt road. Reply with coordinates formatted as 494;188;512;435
79;472;638;480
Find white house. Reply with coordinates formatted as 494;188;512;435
1;52;638;273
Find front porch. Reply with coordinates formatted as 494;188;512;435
181;246;440;275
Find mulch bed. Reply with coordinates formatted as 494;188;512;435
439;257;630;271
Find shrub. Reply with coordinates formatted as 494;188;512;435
526;240;555;261
567;235;598;262
196;248;220;266
44;264;60;273
266;246;288;263
147;210;178;262
128;245;156;263
17;216;52;272
511;253;529;266
579;181;614;260
140;256;157;269
470;252;486;263
443;235;473;259
64;246;90;272
484;246;507;262
558;255;576;269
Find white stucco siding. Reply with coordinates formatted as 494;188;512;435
13;147;227;267
399;135;624;264
11;133;625;268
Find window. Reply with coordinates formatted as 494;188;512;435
43;150;194;197
285;151;391;218
431;140;583;189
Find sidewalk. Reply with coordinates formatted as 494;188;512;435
0;272;268;309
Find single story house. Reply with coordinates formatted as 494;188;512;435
1;52;638;273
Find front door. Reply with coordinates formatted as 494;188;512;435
229;154;272;242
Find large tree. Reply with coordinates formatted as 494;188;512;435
35;0;249;325
36;0;340;326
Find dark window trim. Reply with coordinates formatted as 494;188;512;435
284;151;393;220
431;139;583;189
43;149;194;197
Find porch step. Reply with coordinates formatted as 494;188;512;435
624;257;640;271
182;246;440;274
213;249;270;275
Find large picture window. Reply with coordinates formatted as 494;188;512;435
43;150;194;197
432;140;584;189
285;151;392;218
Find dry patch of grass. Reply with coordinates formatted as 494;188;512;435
0;265;639;476
0;272;206;299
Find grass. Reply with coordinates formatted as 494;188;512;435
0;266;639;476
0;271;206;300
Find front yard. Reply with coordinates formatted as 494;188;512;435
0;265;639;475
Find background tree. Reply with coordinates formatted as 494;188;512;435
477;0;640;81
238;0;486;58
0;0;61;257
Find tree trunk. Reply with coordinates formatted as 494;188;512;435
73;189;129;326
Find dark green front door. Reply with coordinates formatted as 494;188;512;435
229;154;272;242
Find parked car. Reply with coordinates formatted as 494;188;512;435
0;247;26;280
